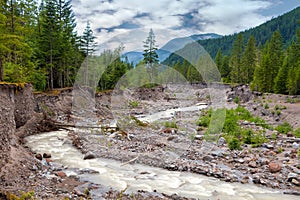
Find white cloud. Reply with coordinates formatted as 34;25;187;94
70;0;295;53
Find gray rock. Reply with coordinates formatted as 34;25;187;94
287;173;298;182
203;155;214;162
292;142;300;149
217;137;226;146
83;151;96;160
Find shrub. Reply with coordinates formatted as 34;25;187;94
164;121;178;129
128;100;139;108
275;122;292;134
293;128;300;138
228;137;241;150
234;96;240;104
264;103;269;109
198;109;212;127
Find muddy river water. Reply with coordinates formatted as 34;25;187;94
25;130;299;200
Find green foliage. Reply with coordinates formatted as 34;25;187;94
143;29;158;65
228;137;242;150
198;109;212;127
199;105;268;149
275;122;293;134
233;96;239;104
130;116;148;127
128;100;139;108
164;121;178;129
286;97;300;103
293;127;300;138
7;191;35;200
264;103;269;109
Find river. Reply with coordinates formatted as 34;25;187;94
25;130;299;200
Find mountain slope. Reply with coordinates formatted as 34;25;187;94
123;33;221;65
163;6;300;65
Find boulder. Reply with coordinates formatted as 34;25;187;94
35;153;42;160
54;171;67;178
43;153;52;158
268;162;282;173
83;151;96;160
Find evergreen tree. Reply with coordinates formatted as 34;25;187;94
221;55;230;82
241;35;257;83
252;42;271;92
143;28;158;66
80;21;97;85
230;33;244;83
269;31;284;90
215;48;222;71
287;28;300;94
274;55;289;94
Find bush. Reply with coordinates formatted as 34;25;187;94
198;109;212;127
293;128;300;138
234;96;239;104
228;137;241;150
264;103;269;109
275;122;292;134
164;121;178;129
128;100;139;108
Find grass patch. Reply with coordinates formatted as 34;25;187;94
128;100;139;108
293;127;300;138
198;105;268;150
275;122;292;134
164;120;178;129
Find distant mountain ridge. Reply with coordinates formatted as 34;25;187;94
163;6;300;65
122;33;221;65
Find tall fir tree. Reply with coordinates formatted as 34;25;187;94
143;28;158;66
81;21;97;85
230;33;244;83
269;31;284;91
241;35;257;83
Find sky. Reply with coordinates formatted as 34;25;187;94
70;0;300;53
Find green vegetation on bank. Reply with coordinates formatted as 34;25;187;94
198;106;270;150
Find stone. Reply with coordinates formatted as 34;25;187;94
43;153;51;158
45;158;53;163
35;153;42;160
54;171;67;178
202;155;214;162
291;178;300;186
248;161;257;168
217;137;226;146
83;151;96;160
292;142;300;149
287;173;298;182
268;162;282;173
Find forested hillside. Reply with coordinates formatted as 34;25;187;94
0;0;132;91
163;7;300;95
199;6;300;58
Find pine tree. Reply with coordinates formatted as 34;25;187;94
81;21;97;56
274;55;289;94
287;28;300;94
230;33;244;83
252;42;271;92
269;31;284;91
80;21;97;85
241;35;257;83
143;28;158;66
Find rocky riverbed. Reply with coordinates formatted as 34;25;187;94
1;83;299;199
67;84;300;197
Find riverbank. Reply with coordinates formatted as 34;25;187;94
67;84;300;196
0;83;299;199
